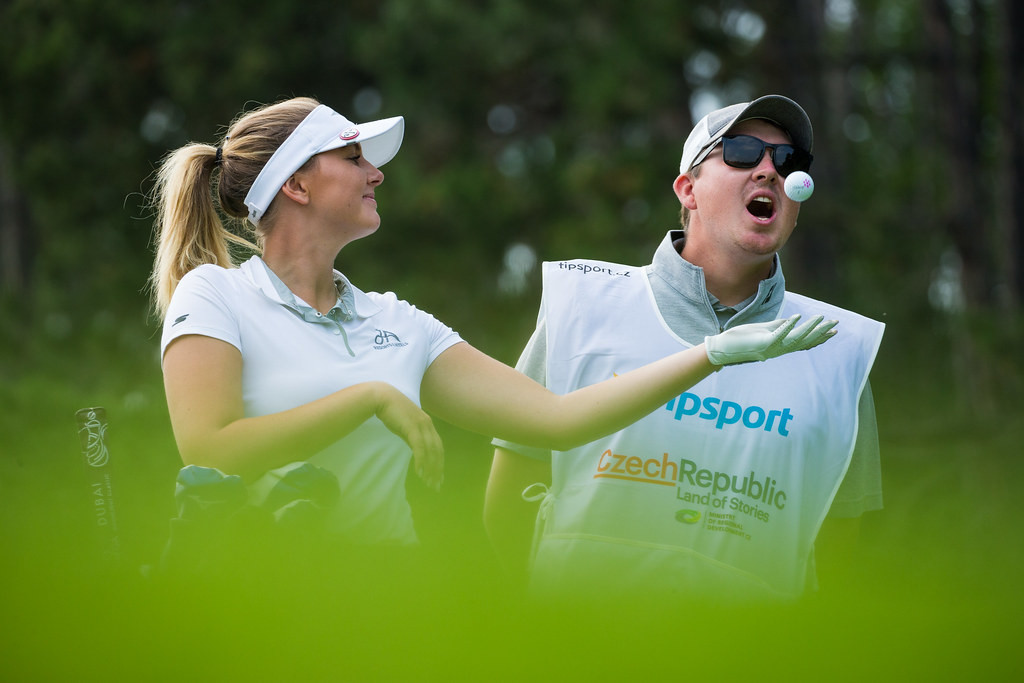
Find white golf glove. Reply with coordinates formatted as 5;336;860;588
704;314;838;366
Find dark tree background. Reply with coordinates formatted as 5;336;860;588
2;1;1020;349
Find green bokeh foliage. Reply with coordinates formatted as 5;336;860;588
1;1;1022;679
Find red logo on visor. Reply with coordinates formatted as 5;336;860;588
339;128;360;140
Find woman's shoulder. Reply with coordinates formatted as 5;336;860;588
177;263;251;294
363;288;399;304
363;289;422;316
170;264;257;316
361;289;452;328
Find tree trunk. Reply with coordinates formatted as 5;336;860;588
923;0;992;307
1005;0;1024;306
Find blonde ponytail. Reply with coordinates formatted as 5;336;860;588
148;144;250;318
147;96;320;319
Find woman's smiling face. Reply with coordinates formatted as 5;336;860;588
304;143;386;243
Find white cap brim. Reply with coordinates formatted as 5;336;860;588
244;105;405;224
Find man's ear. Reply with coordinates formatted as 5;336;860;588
280;173;311;207
673;173;698;211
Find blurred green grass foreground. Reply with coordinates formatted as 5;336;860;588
1;310;1022;682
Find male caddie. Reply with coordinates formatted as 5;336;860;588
484;95;885;602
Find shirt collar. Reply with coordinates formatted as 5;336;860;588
240;256;381;320
651;230;785;320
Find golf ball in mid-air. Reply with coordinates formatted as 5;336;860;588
784;171;814;202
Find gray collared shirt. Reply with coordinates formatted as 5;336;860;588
647;230;785;343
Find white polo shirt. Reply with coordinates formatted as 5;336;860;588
161;256;464;545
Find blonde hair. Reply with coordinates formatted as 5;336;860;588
147;96;320;319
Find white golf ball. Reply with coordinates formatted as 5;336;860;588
784;171;814;202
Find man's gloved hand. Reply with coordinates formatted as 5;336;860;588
704;314;838;366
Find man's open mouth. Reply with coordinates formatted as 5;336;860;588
747;196;775;220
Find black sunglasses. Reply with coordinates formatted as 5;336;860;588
717;134;813;177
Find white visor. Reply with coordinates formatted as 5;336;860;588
244;104;405;224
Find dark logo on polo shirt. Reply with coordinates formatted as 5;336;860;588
172;314;190;326
373;329;408;350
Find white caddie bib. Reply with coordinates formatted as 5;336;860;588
530;259;884;600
